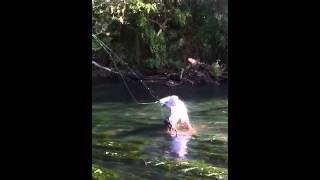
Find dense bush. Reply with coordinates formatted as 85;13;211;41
92;0;228;77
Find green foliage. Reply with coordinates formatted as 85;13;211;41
167;58;184;70
93;0;228;75
129;0;157;14
200;14;219;43
196;1;228;62
172;9;191;27
209;60;226;79
136;14;148;28
143;28;166;61
145;58;160;70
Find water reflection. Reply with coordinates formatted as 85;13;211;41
92;82;228;178
169;133;192;159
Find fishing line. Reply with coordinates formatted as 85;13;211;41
92;34;159;101
92;34;160;105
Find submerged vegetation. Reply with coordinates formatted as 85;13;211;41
92;138;227;180
92;159;227;180
92;86;229;179
92;85;228;179
92;0;228;85
92;132;228;179
92;164;119;180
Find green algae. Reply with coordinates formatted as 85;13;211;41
92;164;118;180
145;159;228;180
92;86;228;180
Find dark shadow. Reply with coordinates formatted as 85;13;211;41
92;80;228;103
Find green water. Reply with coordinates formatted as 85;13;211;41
92;81;228;180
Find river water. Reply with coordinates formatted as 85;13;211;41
92;80;228;180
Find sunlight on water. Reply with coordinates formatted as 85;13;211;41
92;82;228;179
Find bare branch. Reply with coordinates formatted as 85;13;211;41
149;17;171;36
92;61;120;74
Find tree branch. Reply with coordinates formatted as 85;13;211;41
149;17;171;36
92;61;120;74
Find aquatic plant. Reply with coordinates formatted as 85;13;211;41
92;164;118;180
92;139;228;179
93;140;143;161
145;159;228;180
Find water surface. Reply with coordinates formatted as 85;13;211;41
92;80;228;179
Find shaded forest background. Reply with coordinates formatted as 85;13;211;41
92;0;228;84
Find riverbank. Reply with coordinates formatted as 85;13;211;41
92;62;228;88
92;78;227;104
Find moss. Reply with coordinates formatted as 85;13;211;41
188;134;228;165
92;140;143;162
145;159;228;180
93;148;141;162
92;139;228;179
92;164;118;180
